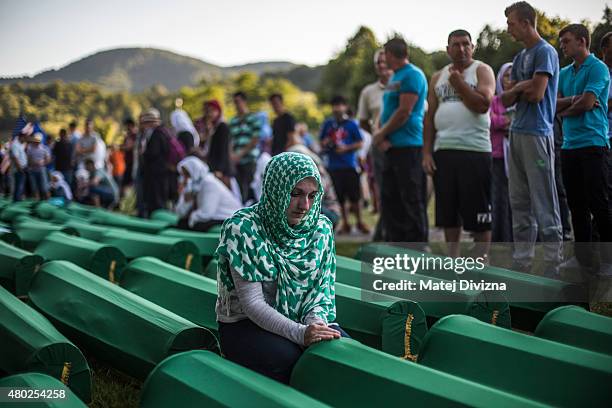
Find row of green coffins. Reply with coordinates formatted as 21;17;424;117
354;243;587;330
24;261;217;380
4;258;612;408
141;348;541;408
123;257;427;359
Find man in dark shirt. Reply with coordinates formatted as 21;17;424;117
52;128;74;185
269;93;296;156
139;108;170;217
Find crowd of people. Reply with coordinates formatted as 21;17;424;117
1;2;611;277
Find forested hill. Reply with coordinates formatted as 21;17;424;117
0;47;323;92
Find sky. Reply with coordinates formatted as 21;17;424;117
0;0;607;77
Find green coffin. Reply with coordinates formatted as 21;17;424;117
13;220;80;251
0;373;87;408
535;305;612;357
47;210;88;225
336;255;511;328
159;228;220;257
33;202;64;220
89;211;170;234
150;209;179;225
62;220;126;241
120;257;219;333
35;232;127;283
141;351;329;408
291;338;545;408
0;206;31;223
0;241;44;297
207;224;223;233
334;283;427;358
101;230;201;273
65;202;97;218
203;258;218;280
0;286;91;402
358;244;583;320
27;261;217;380
418;315;612;407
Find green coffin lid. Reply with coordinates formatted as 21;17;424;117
0;241;44;297
206;224;223;234
89;210;170;234
418;314;612;407
65;202;97;218
13;220;80;251
33;202;64;220
159;228;220;257
336;255;511;328
0;373;88;408
120;257;219;333
101;229;201;273
0;205;31;223
535;305;612;357
357;243;582;314
150;209;179;225
27;260;216;380
0;286;92;402
291;338;546;408
35;232;127;283
335;282;427;358
141;351;329;408
62;220;126;241
203;258;218;280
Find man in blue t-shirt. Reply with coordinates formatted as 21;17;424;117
320;95;365;234
557;24;612;270
502;1;562;273
373;37;428;243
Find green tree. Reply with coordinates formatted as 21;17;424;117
591;6;612;56
317;26;380;107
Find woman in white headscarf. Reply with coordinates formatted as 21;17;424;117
171;99;200;152
176;156;242;232
49;171;73;201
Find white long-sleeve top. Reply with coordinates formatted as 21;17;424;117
188;174;242;227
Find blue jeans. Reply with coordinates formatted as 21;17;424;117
219;319;349;384
28;168;49;197
12;170;25;201
89;185;115;208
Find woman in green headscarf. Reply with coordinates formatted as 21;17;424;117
215;152;347;384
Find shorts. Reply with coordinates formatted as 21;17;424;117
329;168;360;204
433;149;492;232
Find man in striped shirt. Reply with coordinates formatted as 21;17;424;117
229;91;262;203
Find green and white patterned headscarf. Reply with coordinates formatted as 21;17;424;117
216;152;336;324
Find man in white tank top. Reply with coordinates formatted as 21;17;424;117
423;29;496;259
